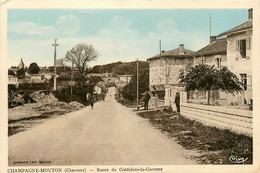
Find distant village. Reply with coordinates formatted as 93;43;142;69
8;9;253;111
8;59;133;94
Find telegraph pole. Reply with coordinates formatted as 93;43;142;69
137;58;139;110
159;40;162;66
52;39;59;91
71;61;73;101
210;13;211;37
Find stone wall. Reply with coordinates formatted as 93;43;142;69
179;102;252;137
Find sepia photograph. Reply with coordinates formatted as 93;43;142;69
1;0;260;173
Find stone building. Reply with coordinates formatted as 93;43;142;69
147;44;194;106
194;37;227;67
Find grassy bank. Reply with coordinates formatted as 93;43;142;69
137;110;252;164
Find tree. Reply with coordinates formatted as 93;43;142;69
179;64;243;104
87;76;103;93
17;68;25;79
122;66;149;101
113;63;133;75
159;59;173;84
8;70;16;76
28;63;40;74
65;43;99;86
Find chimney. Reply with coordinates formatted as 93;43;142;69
248;8;253;21
210;36;217;43
179;44;184;55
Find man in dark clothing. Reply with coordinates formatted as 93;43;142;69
90;96;95;109
144;91;151;110
174;92;180;113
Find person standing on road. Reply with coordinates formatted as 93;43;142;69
174;92;180;113
90;96;95;109
144;91;151;110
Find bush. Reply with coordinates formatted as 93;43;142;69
53;86;91;106
18;83;50;91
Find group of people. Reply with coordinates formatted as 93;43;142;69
88;93;107;109
141;91;180;113
88;89;181;113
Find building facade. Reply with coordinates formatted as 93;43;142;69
8;75;19;87
147;44;194;106
217;8;253;105
119;75;132;84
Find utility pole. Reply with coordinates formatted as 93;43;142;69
71;61;73;101
137;58;139;110
159;40;162;66
210;13;211;37
52;39;59;91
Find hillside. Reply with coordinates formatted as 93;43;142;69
90;61;149;75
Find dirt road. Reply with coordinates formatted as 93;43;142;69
9;87;196;165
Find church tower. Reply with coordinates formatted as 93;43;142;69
18;58;24;69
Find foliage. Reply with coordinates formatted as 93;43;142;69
90;61;149;76
8;70;16;76
122;66;149;101
65;43;99;86
217;66;243;93
28;63;40;74
90;61;123;73
86;76;104;93
113;63;134;75
16;68;25;79
54;76;103;105
54;74;103;105
8;84;17;93
54;86;89;105
179;64;243;93
137;110;252;164
18;83;50;91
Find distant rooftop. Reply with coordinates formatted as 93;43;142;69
147;44;194;61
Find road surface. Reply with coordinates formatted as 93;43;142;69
9;87;196;165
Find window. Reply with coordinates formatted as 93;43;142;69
240;39;246;58
237;38;251;59
200;57;206;64
240;74;247;91
216;58;221;68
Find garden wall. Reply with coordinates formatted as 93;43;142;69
178;102;253;137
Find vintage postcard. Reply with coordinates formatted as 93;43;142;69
1;0;260;173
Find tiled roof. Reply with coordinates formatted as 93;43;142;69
194;39;227;57
8;75;17;78
147;47;194;61
217;21;252;37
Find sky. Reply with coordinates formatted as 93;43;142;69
7;9;248;68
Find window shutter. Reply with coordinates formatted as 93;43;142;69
246;37;251;50
247;75;252;89
236;40;240;51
